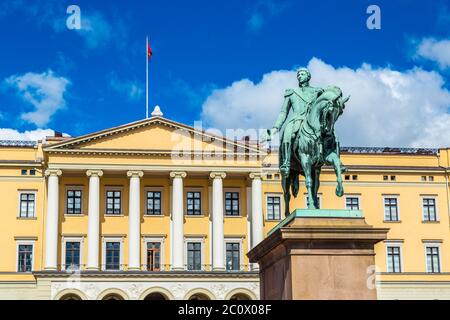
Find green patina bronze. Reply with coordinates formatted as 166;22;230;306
267;209;363;236
262;68;350;212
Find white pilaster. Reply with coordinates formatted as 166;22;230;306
170;171;187;270
44;169;62;270
86;170;103;270
127;170;144;270
210;172;226;271
250;173;264;248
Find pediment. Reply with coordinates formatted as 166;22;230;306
44;117;261;156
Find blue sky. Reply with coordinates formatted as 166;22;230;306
0;0;450;147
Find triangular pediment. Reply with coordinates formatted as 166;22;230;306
44;117;262;155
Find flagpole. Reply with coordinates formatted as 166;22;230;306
146;36;149;119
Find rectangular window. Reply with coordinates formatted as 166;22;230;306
105;242;121;270
386;246;402;273
146;191;162;215
19;193;35;218
187;242;201;271
106;190;121;215
267;196;281;220
187;192;201;215
226;243;240;271
426;246;440;273
146;242;161;271
384;198;399;221
422;198;437;222
345;197;359;210
65;242;80;270
66;190;82;215
17;244;33;272
225;192;240;216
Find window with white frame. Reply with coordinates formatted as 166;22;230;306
66;188;82;215
102;237;123;271
425;244;441;273
225;191;240;216
17;241;34;272
144;238;164;271
345;196;359;210
226;242;240;271
19;192;36;218
186;191;202;216
304;194;321;209
384;197;399;221
65;241;81;270
146;190;162;215
105;188;122;215
422;197;437;222
386;245;402;273
266;195;281;220
186;241;202;270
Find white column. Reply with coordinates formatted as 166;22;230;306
127;170;144;270
170;171;186;270
210;172;226;271
86;170;103;270
250;173;264;248
44;169;62;270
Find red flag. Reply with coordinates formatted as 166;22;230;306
147;41;153;59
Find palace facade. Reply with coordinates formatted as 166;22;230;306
1;109;450;300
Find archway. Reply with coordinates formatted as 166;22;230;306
184;288;215;300
59;293;83;300
224;288;257;300
139;287;175;300
144;292;168;300
97;288;129;300
229;293;252;300
54;289;87;300
102;293;125;300
188;293;211;300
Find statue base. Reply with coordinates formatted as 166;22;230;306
248;209;389;300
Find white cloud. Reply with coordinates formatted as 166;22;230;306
201;58;450;148
0;128;55;141
108;73;143;101
415;38;450;69
5;70;70;127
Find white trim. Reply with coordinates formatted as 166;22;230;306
384;241;404;273
17;190;37;218
423;242;443;273
143;236;165;271
61;236;84;271
101;236;125;271
382;195;400;222
224;237;244;271
184;236;205;271
344;194;361;211
265;192;283;221
143;186;165;216
15;240;35;273
64;185;84;215
420;195;439;222
104;186;124;216
224;187;242;217
184;187;204;216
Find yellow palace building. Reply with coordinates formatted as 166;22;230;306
1;107;450;300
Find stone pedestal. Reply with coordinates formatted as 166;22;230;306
247;209;389;300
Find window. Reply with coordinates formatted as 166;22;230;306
17;244;33;272
384;198;399;221
352;175;358;181
345;197;359;210
146;191;162;215
422;198;437;222
66;189;82;215
267;196;281;220
19;193;35;218
344;175;350;181
186;191;201;215
21;169;27;175
390;176;396;181
187;242;201;271
225;192;240;216
226;243;240;271
29;169;36;176
421;176;427;182
383;175;388;181
386;246;402;273
266;174;273;180
105;242;121;270
426;246;441;273
429;176;434;182
65;242;80;270
146;242;161;271
106;190;121;215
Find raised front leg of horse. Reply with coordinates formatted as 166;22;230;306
326;152;344;197
300;154;316;209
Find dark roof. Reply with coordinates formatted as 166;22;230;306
0;140;37;148
266;146;439;155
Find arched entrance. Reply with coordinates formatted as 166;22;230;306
224;288;257;300
188;293;211;300
59;293;83;300
144;292;169;300
229;293;252;300
102;293;125;300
